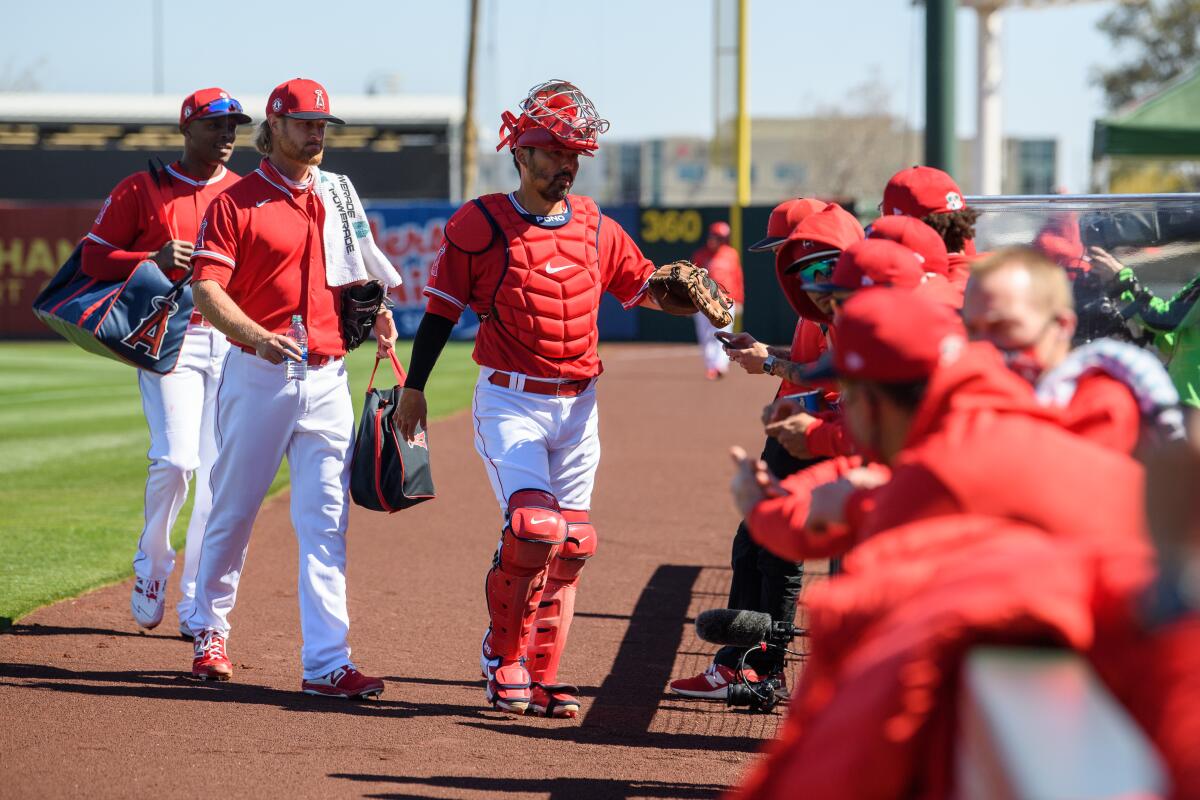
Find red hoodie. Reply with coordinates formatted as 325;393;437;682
749;342;1153;580
730;515;1098;800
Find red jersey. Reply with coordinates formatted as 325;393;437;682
692;242;744;305
191;159;346;357
84;162;239;281
424;193;655;379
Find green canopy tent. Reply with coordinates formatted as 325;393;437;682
1093;66;1200;161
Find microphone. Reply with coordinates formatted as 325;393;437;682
695;609;775;647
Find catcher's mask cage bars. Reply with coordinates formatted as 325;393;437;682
497;79;610;152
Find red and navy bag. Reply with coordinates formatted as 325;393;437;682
31;243;194;374
350;351;436;512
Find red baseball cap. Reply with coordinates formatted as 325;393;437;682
804;239;927;293
179;87;251;128
803;288;967;383
708;221;731;240
266;78;345;124
866;215;950;278
749;197;828;252
777;203;865;275
882;166;967;218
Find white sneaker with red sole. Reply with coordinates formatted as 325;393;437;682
668;664;760;699
302;666;384;699
130;577;166;630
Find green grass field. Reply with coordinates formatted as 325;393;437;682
0;340;477;627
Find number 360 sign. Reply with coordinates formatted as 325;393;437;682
640;209;703;243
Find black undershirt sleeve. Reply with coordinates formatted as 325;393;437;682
404;312;456;392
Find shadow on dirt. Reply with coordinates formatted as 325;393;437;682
329;773;727;799
0;662;494;721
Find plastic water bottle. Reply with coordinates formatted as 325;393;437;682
286;314;308;381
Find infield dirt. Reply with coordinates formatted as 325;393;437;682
1;344;826;800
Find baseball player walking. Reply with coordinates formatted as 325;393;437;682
82;88;249;635
393;80;731;717
186;78;398;698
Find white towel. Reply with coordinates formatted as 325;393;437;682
315;168;402;288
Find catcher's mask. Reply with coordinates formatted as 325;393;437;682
497;79;610;156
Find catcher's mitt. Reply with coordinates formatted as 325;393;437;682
341;280;388;350
647;261;734;327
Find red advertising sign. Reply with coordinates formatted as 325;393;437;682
0;204;99;338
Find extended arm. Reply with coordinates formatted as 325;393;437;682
391;312;455;441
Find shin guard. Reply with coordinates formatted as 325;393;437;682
527;510;596;685
484;489;567;661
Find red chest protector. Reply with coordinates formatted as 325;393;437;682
475;194;602;361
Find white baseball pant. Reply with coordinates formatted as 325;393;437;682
132;323;228;624
694;313;733;373
471;369;600;513
186;348;356;679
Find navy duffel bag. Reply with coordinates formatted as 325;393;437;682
32;243;194;374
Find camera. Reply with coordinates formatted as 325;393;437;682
726;670;787;713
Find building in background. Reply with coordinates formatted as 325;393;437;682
0;93;461;202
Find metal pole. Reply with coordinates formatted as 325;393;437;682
924;0;956;174
461;0;481;200
152;0;164;95
975;4;1002;194
731;0;750;253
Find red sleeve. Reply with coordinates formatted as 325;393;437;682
1062;373;1141;454
81;176;154;280
804;413;858;457
848;464;963;538
599;216;655;308
422;241;473;322
746;456;863;561
190;195;241;288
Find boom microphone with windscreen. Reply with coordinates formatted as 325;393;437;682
695;608;804;646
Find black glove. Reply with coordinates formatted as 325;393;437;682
341;281;388;351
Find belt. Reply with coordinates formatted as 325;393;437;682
488;372;594;397
235;345;339;367
189;311;211;327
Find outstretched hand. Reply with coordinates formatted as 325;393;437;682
729;446;784;518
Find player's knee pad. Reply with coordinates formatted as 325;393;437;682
548;510;597;585
498;489;568;575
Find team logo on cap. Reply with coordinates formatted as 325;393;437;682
272;98;283;113
945;192;964;211
184;106;192;118
314;89;325;110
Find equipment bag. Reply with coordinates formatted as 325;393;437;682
31;243;194;374
350;350;437;512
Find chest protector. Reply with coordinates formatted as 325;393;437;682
476;194;603;360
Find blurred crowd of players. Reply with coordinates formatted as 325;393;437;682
670;166;1200;799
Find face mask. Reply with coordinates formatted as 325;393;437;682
1000;343;1045;384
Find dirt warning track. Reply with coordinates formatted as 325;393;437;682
1;344;821;800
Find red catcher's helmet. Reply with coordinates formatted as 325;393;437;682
497;79;610;156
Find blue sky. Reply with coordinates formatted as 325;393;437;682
5;0;1119;191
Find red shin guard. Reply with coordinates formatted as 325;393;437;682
527;511;596;684
484;490;567;661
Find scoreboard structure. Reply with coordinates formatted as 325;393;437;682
0;92;462;202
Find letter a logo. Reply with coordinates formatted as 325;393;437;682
122;295;180;361
314;89;325;110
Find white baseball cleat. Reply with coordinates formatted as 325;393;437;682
130;577;166;630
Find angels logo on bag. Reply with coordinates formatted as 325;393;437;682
121;294;183;359
407;431;428;450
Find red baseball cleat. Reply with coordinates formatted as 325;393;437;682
191;630;233;681
481;633;531;714
302;666;384;699
668;664;759;699
528;683;580;718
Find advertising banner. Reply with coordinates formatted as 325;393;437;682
0;204;100;338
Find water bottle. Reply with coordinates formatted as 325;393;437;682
286;314;308;381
